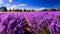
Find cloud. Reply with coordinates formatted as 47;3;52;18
9;0;12;2
34;7;46;10
18;4;27;6
39;7;46;10
7;5;19;10
0;0;4;5
6;4;10;6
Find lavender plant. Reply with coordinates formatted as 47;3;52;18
0;12;60;34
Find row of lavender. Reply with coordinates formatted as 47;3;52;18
0;12;60;34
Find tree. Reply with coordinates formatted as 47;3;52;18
24;9;26;12
15;9;19;12
29;9;31;12
20;9;22;12
57;8;60;11
26;10;29;12
49;8;56;11
9;9;11;11
1;7;7;12
31;9;35;11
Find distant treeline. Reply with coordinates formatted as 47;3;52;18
8;9;35;12
0;7;35;12
0;6;60;12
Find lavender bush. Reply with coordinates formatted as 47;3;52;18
0;12;60;34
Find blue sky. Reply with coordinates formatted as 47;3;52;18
0;0;60;10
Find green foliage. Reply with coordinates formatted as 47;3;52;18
29;9;31;11
24;9;26;12
31;9;35;12
1;6;60;12
1;7;7;12
15;9;19;12
20;9;22;12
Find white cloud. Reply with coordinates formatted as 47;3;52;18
9;0;12;2
18;4;27;6
7;5;19;10
6;4;10;6
34;7;46;10
0;0;4;5
39;7;46;10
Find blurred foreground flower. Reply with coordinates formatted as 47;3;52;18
0;12;60;34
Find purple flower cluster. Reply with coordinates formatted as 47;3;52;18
0;12;60;34
0;13;32;34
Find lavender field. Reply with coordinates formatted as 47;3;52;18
0;12;60;34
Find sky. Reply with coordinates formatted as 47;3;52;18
0;0;60;10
